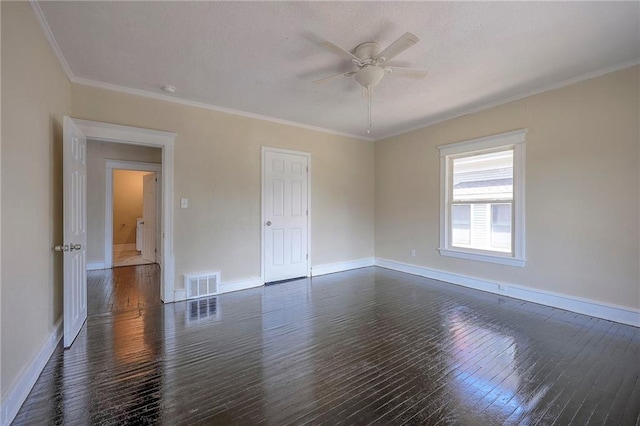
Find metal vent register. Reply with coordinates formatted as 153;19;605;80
184;271;220;299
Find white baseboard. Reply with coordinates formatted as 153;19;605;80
173;277;264;302
375;258;640;327
219;277;263;294
174;258;375;301
86;262;107;271
173;289;187;302
113;243;136;252
311;257;375;277
1;317;63;426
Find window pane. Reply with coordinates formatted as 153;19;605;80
452;204;470;245
451;202;512;253
452;150;513;202
491;204;512;251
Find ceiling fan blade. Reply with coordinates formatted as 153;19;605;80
376;32;420;62
313;71;355;84
385;66;428;79
319;40;361;62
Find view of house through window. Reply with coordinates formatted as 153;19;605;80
439;129;526;266
450;150;513;253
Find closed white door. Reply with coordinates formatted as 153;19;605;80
61;117;88;348
263;149;309;282
142;172;156;263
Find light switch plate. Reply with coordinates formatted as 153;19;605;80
180;198;189;208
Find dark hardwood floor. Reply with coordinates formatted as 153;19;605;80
87;264;161;315
13;266;640;425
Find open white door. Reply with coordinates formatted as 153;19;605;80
263;149;309;282
142;172;157;263
59;117;88;348
155;172;162;267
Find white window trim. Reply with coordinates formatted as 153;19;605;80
438;129;527;267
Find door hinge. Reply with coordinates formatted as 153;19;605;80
155;177;158;182
306;210;308;216
306;166;308;173
306;253;308;260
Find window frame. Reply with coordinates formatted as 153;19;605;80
438;129;527;267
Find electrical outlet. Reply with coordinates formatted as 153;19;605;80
410;249;416;257
498;284;506;291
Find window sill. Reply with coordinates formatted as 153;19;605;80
438;248;526;267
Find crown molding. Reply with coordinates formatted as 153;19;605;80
376;58;640;141
29;0;373;142
30;1;637;143
71;77;374;141
69;59;640;144
29;0;74;81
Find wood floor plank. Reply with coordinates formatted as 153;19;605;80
87;264;161;315
11;266;640;425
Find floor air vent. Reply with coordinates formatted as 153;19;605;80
184;271;220;299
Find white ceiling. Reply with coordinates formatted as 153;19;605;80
37;1;640;140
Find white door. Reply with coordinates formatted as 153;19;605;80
155;172;162;267
60;117;88;348
142;172;157;263
263;149;309;282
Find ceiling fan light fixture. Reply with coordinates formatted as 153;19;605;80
354;66;385;89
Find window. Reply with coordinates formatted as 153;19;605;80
491;204;511;250
451;204;471;245
451;150;513;253
438;129;526;267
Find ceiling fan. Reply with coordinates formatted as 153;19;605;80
313;32;428;134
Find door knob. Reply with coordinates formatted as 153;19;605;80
266;221;272;226
54;244;69;252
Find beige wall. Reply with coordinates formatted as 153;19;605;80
86;141;160;263
1;2;71;397
113;170;148;246
376;66;640;310
72;85;376;286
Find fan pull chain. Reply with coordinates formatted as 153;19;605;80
367;86;372;134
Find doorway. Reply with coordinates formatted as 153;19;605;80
63;118;176;347
106;162;162;268
67;120;175;276
112;170;158;267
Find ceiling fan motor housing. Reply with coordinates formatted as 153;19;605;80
355;42;381;60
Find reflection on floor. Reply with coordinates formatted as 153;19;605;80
14;267;640;424
88;264;161;315
113;248;154;267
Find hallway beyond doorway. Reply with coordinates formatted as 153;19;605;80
113;247;154;268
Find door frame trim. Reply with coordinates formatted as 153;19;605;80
74;119;177;302
261;146;312;283
105;160;162;268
